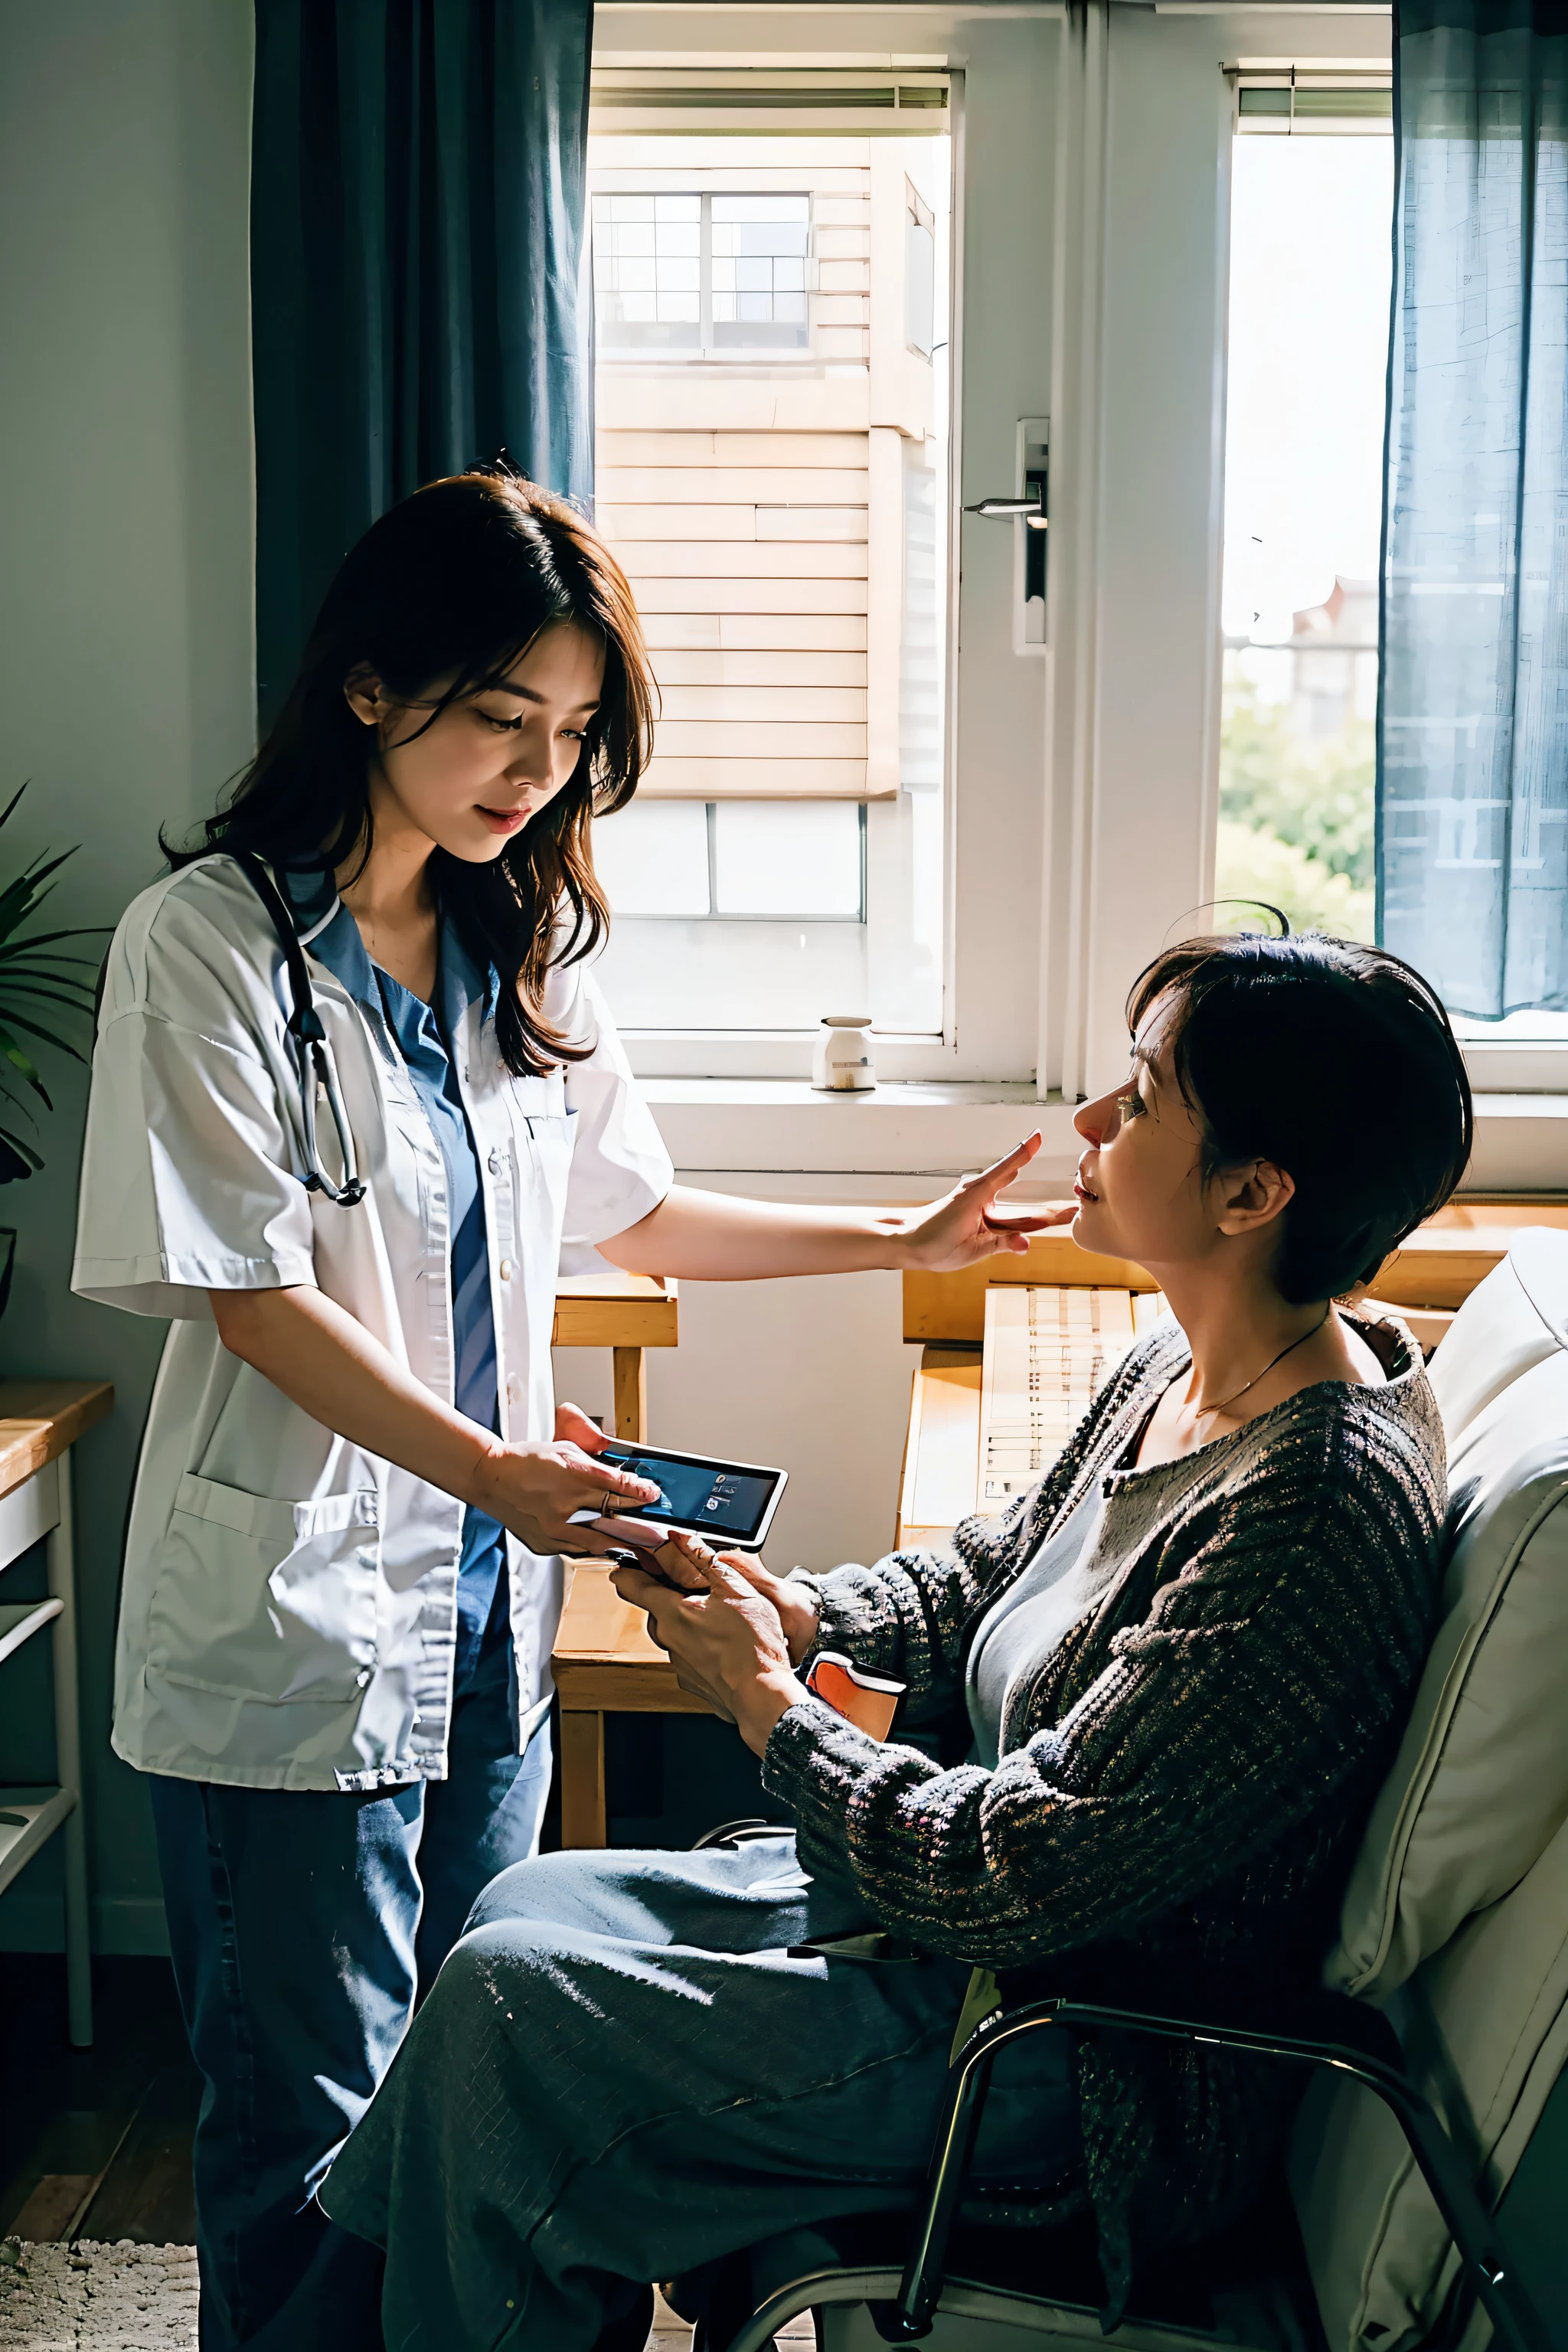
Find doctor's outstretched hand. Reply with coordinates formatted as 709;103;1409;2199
890;1133;1076;1271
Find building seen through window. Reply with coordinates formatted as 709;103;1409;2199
586;126;950;1034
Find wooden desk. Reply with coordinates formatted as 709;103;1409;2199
897;1347;985;1550
552;1271;678;1442
897;1291;1152;1547
550;1271;688;1844
897;1203;1568;1547
552;1566;711;1847
0;1379;114;2048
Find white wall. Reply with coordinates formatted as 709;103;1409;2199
0;0;256;1952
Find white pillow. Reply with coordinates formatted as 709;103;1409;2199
1329;1227;1568;1998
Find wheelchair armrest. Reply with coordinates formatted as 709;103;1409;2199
885;1990;1552;2352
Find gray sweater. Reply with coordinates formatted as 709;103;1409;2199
763;1315;1446;2295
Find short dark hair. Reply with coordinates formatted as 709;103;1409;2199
1125;931;1474;1305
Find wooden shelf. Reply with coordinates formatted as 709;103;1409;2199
902;1202;1568;1344
0;1384;113;2047
903;1237;1155;1346
0;1380;113;1507
551;1274;678;1351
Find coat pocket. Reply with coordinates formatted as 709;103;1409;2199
519;1110;575;1214
145;1475;381;1704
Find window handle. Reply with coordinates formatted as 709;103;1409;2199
965;493;1047;530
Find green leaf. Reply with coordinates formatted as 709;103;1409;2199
0;862;74;947
0;1128;42;1180
0;786;108;1174
0;954;98;985
0;928;109;960
0;979;99;1020
0;1004;87;1063
0;959;98;988
0;1019;47;1100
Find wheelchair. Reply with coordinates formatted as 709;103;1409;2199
663;1824;1552;2352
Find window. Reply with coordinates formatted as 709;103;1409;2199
1215;69;1566;1096
1217;130;1392;943
595;801;865;922
712;194;811;348
593;191;812;356
587;109;951;1037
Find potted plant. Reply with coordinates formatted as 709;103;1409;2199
0;785;106;1310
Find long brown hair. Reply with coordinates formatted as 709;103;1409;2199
168;465;655;1075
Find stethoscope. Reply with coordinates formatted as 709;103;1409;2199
235;852;367;1208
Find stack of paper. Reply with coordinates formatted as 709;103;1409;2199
978;1285;1165;1507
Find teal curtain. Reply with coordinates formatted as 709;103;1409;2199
251;0;595;721
1382;0;1568;1014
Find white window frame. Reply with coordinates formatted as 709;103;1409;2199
592;3;1567;1188
590;24;1051;1087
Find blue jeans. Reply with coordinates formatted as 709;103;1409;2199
149;1681;551;2352
322;1834;1082;2352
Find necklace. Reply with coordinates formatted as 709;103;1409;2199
1189;1307;1333;1425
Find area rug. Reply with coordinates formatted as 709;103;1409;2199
0;2241;812;2351
0;2243;197;2350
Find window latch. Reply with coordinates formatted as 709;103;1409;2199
965;421;1050;652
964;492;1047;530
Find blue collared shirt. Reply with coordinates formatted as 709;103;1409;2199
281;869;512;1721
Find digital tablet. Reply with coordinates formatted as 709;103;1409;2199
576;1442;788;1550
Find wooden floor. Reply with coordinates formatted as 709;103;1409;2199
0;1953;199;2244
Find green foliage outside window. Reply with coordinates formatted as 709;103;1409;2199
1215;668;1375;942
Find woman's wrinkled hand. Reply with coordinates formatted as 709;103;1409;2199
651;1543;822;1665
610;1530;807;1756
893;1134;1076;1271
469;1401;663;1557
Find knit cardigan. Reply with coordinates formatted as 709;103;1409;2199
762;1314;1446;2295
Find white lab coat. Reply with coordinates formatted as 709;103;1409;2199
72;854;672;1792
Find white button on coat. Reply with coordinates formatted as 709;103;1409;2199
71;854;673;1793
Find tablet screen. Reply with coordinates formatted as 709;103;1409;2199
602;1449;780;1543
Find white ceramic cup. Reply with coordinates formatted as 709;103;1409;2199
812;1015;876;1092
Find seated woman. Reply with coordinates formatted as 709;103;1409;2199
321;930;1472;2351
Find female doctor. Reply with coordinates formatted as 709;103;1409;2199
72;466;1051;2352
